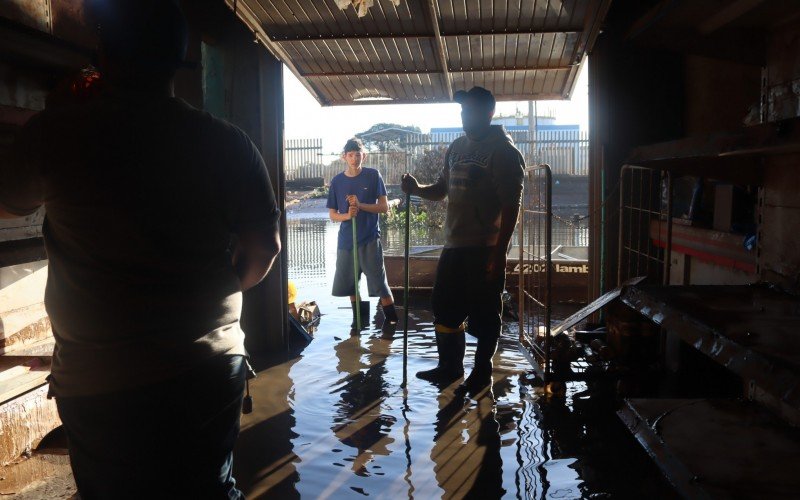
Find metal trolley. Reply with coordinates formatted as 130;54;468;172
517;164;554;381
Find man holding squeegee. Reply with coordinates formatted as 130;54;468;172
402;87;525;392
328;138;398;330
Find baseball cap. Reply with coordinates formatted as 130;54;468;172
453;86;496;109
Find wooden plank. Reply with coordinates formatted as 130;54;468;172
0;261;46;314
0;210;43;244
0;356;50;405
0;302;49;341
0;384;60;466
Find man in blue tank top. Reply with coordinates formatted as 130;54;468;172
327;138;398;329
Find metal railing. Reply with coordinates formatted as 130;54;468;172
284;138;324;181
617;165;672;286
517;164;553;380
405;130;589;176
284;129;589;184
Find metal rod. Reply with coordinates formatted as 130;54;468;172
544;165;553;381
352;212;361;331
618;165;629;286
664;171;674;285
425;0;453;99
518;180;525;345
402;191;411;388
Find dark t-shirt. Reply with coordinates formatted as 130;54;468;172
0;91;280;397
326;168;387;250
441;125;525;248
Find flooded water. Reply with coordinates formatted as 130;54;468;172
233;213;668;499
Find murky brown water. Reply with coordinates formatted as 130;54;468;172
2;212;659;499
233;215;664;499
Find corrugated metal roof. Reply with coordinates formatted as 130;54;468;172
228;0;610;105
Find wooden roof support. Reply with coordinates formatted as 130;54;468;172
425;0;452;100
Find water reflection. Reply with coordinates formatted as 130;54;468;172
234;356;301;499
430;385;505;499
233;213;663;499
287;218;328;280
332;332;396;476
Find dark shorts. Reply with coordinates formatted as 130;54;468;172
432;246;504;340
56;355;246;500
332;237;392;298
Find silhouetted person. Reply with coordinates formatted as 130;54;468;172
0;1;280;497
402;87;524;392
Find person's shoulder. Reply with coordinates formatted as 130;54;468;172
363;167;381;177
494;136;522;156
178;101;259;157
330;172;347;185
177;100;242;137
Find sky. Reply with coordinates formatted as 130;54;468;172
283;61;589;159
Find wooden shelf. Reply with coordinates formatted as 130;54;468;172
649;220;756;274
625;117;800;184
621;284;800;412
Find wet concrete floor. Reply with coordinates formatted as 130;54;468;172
231;216;671;498
0;213;667;499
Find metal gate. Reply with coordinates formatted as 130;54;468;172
617;165;672;286
517;164;553;380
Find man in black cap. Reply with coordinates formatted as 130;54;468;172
0;1;280;497
401;87;525;392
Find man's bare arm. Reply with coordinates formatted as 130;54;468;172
498;203;521;252
487;202;521;281
400;174;448;201
233;225;281;291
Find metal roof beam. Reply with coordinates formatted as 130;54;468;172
425;0;452;99
301;66;575;78
269;28;583;42
326;93;566;106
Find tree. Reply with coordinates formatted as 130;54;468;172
355;123;421;152
410;146;448;228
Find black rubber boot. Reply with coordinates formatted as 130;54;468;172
416;332;465;383
350;300;370;330
382;303;399;324
461;336;499;393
